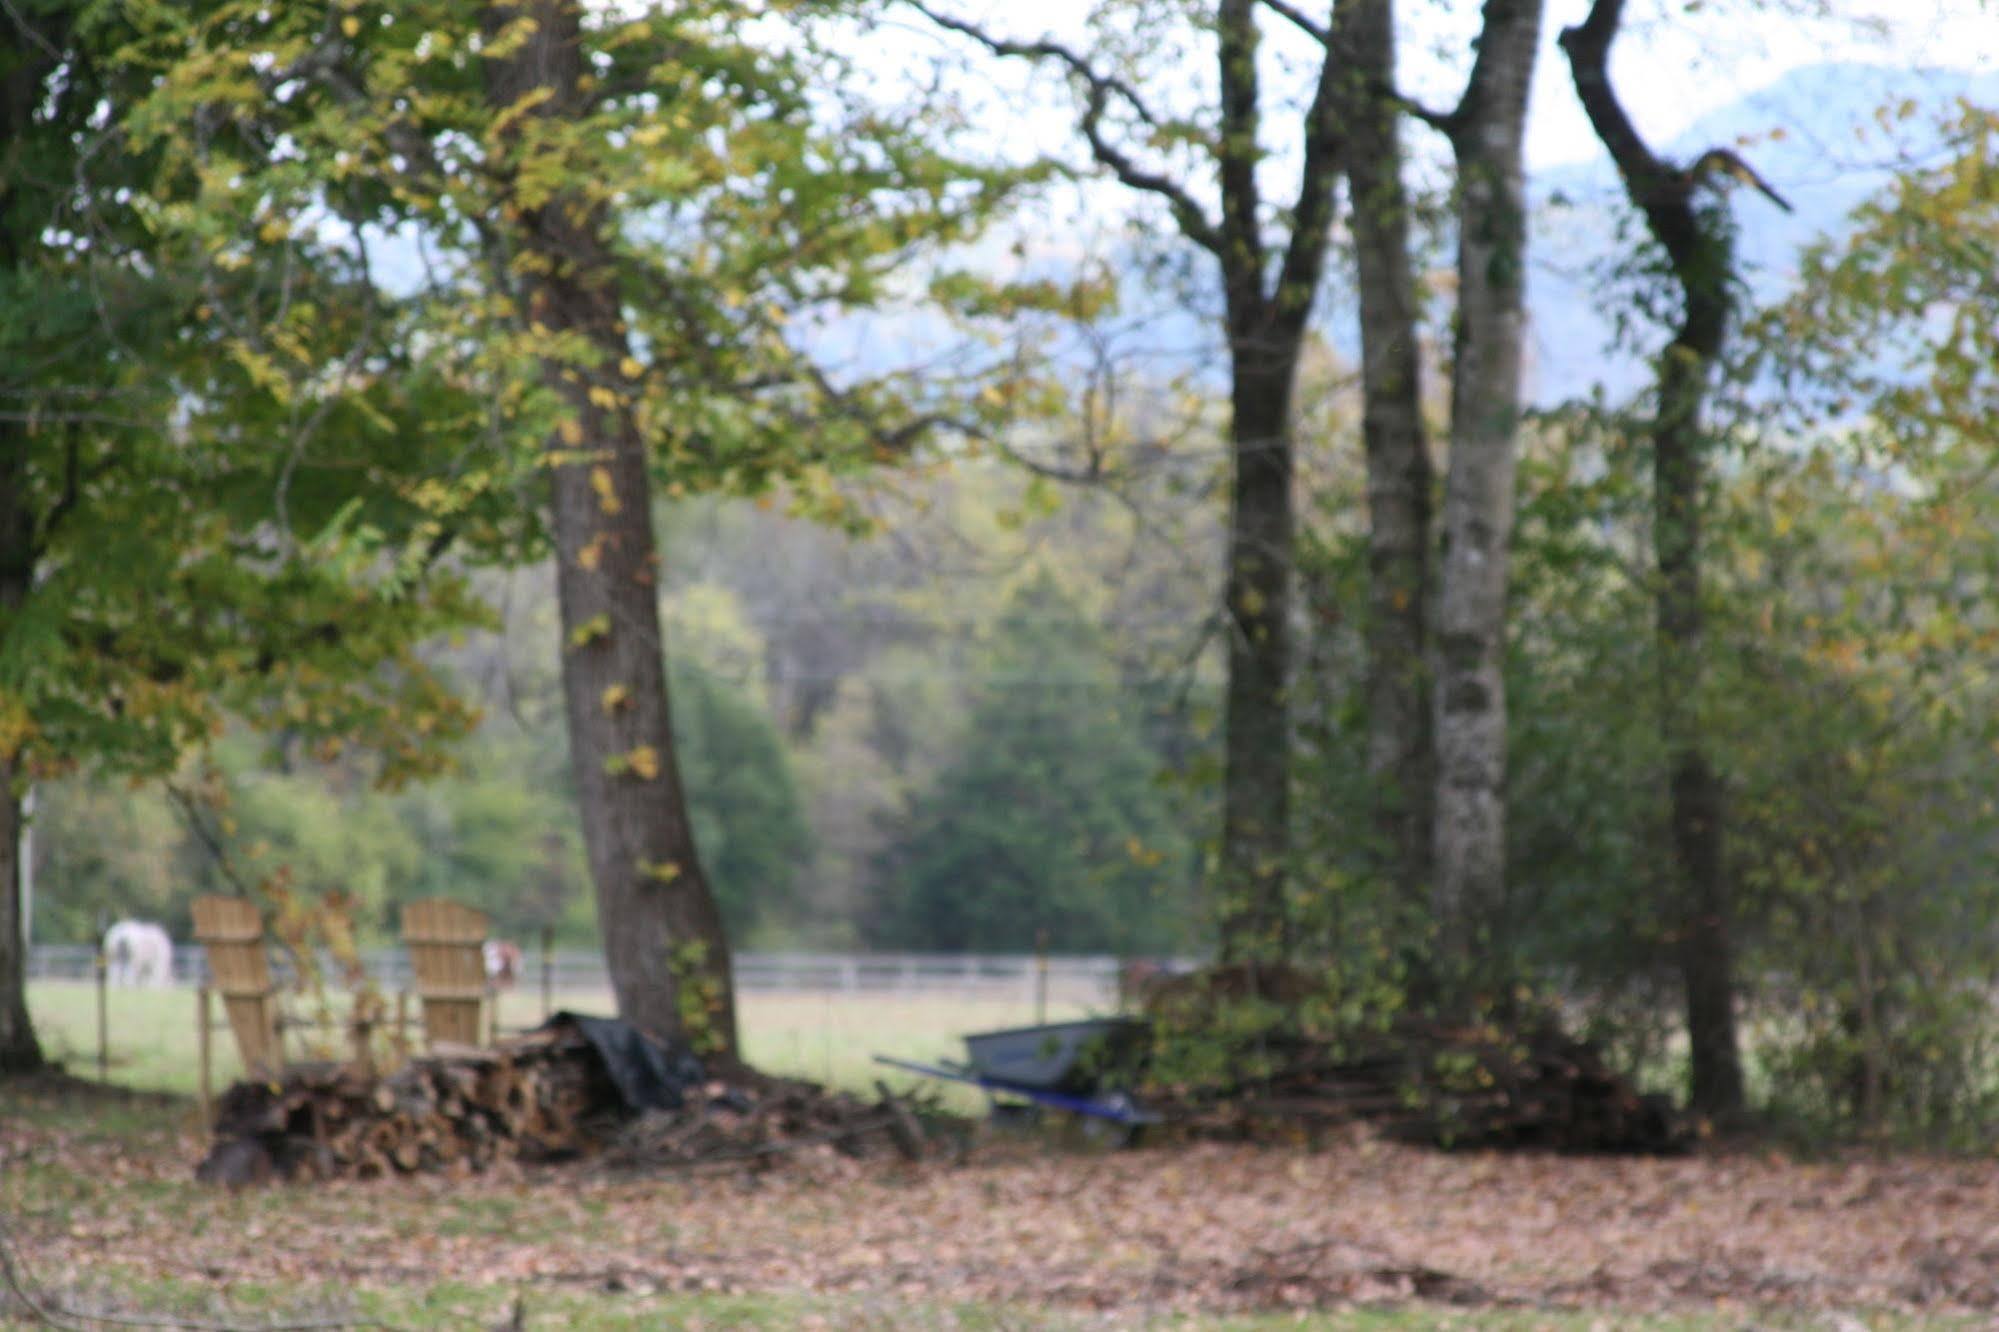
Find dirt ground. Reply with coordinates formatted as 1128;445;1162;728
6;1078;1999;1323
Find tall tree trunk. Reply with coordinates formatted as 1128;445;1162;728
1337;0;1434;907
1217;362;1297;961
1562;0;1748;1117
0;759;39;1076
1210;0;1301;964
1658;343;1744;1116
0;449;47;1077
1432;0;1544;994
0;9;65;1078
485;0;738;1060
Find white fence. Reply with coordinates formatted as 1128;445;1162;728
29;944;1129;1005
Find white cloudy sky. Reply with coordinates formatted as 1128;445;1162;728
881;0;1998;171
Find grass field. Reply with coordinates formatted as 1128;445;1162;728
24;980;1092;1111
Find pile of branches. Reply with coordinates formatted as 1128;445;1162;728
194;1015;933;1187
598;1075;928;1173
1138;970;1686;1154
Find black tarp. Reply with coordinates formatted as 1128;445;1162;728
538;1011;706;1113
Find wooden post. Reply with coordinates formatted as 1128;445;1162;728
540;925;554;1021
197;985;213;1128
350;1004;372;1076
1035;928;1050;1025
394;990;409;1059
94;948;108;1082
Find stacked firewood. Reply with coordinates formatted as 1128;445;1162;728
194;1021;929;1187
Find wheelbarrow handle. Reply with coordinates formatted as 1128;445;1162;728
871;1054;1159;1126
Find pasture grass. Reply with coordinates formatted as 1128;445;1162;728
23;981;1093;1111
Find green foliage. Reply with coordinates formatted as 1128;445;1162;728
0;3;498;798
864;576;1196;954
31;647;811;949
670;661;814;943
116;0;1045;528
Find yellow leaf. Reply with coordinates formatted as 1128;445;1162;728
601;684;631;712
577;536;604;571
619;356;644;379
558;419;583;446
626;745;660;780
588;385;619;410
590;466;622;514
342;15;361;37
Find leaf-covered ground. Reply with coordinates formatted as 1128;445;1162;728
1;1077;1992;1329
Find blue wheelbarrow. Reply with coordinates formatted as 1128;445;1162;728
875;1017;1159;1137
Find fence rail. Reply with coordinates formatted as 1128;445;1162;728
28;944;1131;1004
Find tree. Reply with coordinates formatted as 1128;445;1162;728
1560;0;1794;1117
866;578;1195;953
1330;0;1433;909
1407;0;1545;993
134;0;1023;1058
912;0;1357;961
1;1;489;1073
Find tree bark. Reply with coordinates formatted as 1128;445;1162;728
1562;0;1746;1118
1217;362;1297;960
485;0;738;1060
1336;0;1434;907
0;449;47;1077
1431;0;1544;993
1210;0;1301;963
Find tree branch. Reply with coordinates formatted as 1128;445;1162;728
907;2;1224;255
1449;0;1543;142
1557;0;1674;205
1691;147;1793;214
1215;0;1268;301
1271;3;1349;331
1255;0;1328;45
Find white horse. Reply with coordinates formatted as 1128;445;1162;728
104;920;173;987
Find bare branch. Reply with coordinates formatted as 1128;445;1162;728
907;2;1224;255
1692;147;1793;214
1271;3;1348;331
1255;0;1328;45
1557;0;1672;202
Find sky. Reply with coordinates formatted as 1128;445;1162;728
894;0;1999;171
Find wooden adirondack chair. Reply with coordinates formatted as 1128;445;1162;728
401;898;494;1048
190;894;286;1083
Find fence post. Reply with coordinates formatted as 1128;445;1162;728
540;925;553;1021
94;949;108;1082
1035;931;1049;1024
197;985;213;1128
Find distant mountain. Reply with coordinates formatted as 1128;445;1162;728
364;60;1997;411
1521;61;1999;404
